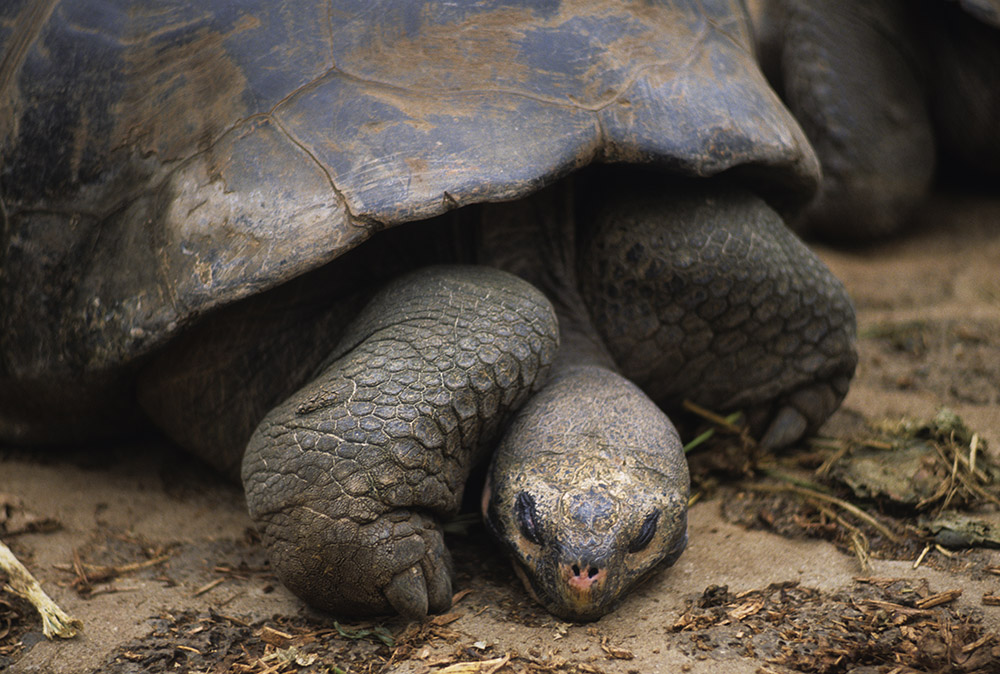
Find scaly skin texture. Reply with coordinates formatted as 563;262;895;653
484;365;689;621
242;266;558;618
481;178;856;620
580;180;857;448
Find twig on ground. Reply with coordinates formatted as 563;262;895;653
681;402;745;453
54;551;170;596
0;539;81;639
815;503;871;573
914;589;961;609
192;577;226;597
745;482;903;545
682;400;745;434
813;439;851;478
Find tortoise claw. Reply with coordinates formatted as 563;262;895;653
759;405;808;449
758;377;850;449
384;566;430;620
421;541;454;614
383;532;453;620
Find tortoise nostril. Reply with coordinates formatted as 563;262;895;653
570;563;601;579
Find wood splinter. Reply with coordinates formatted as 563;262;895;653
0;538;82;639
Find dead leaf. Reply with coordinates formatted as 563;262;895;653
728;597;766;620
599;637;634;660
259;625;297;648
429;611;463;627
451;588;474;605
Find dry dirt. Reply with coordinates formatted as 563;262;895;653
2;192;999;674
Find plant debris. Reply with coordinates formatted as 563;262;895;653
101;608;613;674
331;620;396;648
50;532;175;598
102;610;392;674
831;409;1000;514
0;539;81;639
703;408;1000;572
56;550;171;597
671;579;998;673
1;591;29;663
921;510;1000;549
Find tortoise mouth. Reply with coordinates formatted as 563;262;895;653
508;554;621;622
505;540;686;622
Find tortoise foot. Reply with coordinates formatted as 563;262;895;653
242;265;558;617
579;177;858;446
383;523;453;619
753;374;852;449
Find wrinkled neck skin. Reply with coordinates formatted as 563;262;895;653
477;181;690;621
472;180;615;372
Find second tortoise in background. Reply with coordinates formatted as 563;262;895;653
753;0;1000;239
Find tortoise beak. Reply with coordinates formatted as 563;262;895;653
509;554;617;622
557;560;609;615
560;560;607;596
534;554;619;621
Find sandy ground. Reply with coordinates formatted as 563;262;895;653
2;192;999;674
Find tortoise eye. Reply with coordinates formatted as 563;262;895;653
628;510;660;553
516;492;542;544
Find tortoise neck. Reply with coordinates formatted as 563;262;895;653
473;179;618;376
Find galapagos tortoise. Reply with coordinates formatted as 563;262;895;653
752;0;1000;239
0;0;856;620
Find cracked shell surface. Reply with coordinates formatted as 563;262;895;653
0;0;816;399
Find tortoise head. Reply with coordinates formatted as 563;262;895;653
483;366;689;621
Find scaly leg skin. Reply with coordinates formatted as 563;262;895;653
475;185;692;621
242;266;558;618
579;180;857;449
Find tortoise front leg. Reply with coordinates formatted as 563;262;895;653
579;179;858;448
242;266;557;618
